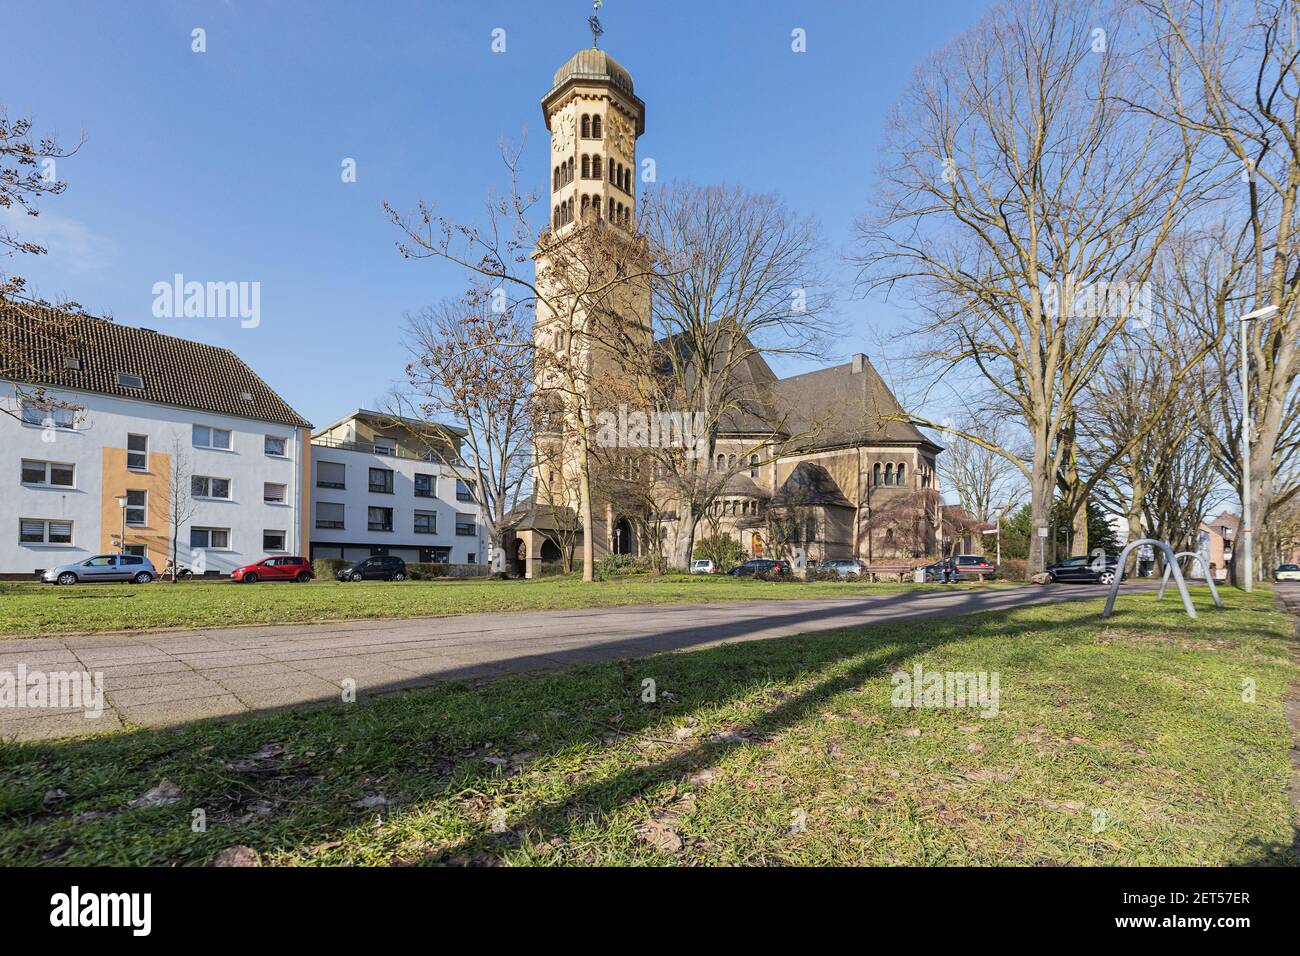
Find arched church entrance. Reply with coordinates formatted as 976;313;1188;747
613;517;635;555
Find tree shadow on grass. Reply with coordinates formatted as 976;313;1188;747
0;590;1286;866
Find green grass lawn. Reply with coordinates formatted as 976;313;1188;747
0;575;1014;637
1;587;1294;865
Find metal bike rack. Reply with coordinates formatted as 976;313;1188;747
1157;550;1223;610
1102;538;1197;619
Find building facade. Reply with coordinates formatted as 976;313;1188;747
502;45;947;576
2;308;311;577
309;409;485;566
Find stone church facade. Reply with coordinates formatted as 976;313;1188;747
502;44;945;576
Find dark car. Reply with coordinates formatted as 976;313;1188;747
232;556;313;583
337;555;408;582
728;558;791;577
1045;554;1123;585
953;554;996;579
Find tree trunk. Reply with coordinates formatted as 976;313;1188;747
577;445;595;583
1028;440;1052;577
673;507;698;571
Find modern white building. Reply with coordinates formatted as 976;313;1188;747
309;409;485;566
1;306;312;577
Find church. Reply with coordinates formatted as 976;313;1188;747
501;41;947;576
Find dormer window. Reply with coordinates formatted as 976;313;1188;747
116;372;144;389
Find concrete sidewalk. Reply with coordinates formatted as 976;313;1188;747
0;583;1126;741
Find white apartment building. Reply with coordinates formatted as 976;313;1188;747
310;409;485;566
1;306;311;577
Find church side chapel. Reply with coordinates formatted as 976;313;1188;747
502;29;963;578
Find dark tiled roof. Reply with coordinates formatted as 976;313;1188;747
773;355;937;450
0;301;310;428
771;462;855;509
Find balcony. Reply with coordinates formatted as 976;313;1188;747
312;436;463;466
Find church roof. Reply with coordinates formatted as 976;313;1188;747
551;48;635;97
770;462;855;509
773;355;939;452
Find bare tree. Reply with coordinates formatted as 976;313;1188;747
639;181;833;569
1;107;88;420
385;140;657;582
937;413;1026;522
1137;0;1300;583
158;433;201;580
397;295;533;572
852;0;1210;575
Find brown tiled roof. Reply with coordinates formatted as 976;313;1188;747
771;462;855;509
0;302;310;428
773;355;938;450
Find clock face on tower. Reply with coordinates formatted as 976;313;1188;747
608;112;634;160
552;113;575;154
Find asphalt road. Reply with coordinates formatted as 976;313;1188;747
0;582;1144;741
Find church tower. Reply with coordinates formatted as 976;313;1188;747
531;39;652;560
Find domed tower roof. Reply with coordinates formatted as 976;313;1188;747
542;47;645;134
551;48;635;96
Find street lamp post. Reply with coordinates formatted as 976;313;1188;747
1238;304;1280;592
114;493;129;555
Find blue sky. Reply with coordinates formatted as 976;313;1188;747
1;0;995;428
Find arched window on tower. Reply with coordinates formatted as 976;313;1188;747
872;463;882;486
610;162;617;184
581;114;591;138
727;453;736;470
567;197;574;222
580;194;590;217
749;454;759;478
884;463;895;486
715;453;725;471
553;166;560;190
592;115;602;138
567;157;574;183
617;202;625;225
608;197;615;220
581;155;590;178
592;155;602;179
553;205;560;230
622;167;631;191
897;462;907;486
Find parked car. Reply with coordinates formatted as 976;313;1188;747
690;558;716;574
231;556;314;583
336;555;408;582
728;558;791;577
920;560;948;582
820;558;866;578
953;554;996;579
42;553;156;585
1045;554;1123;585
1275;563;1300;582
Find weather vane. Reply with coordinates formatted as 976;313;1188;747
589;0;604;48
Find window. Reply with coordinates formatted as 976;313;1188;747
316;501;345;529
468;553;476;564
368;506;393;532
190;527;230;549
115;371;144;389
414;510;436;534
456;514;476;536
193;424;232;450
592;114;602;138
414;473;436;498
369;467;394;494
581;155;591;178
897;462;907;486
872;462;882;486
124;545;146;558
456;479;475;502
263;530;286;551
373;438;395;456
264;435;287;457
581;114;591;138
884;463;895;486
21;402;75;429
263;482;287;504
192;476;231;499
592;155;602;179
750;455;759;478
125;489;146;526
19;518;72;545
21;459;74;487
317;460;345;489
127;433;149;470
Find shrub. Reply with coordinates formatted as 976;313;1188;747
998;558;1028;581
312;558;349;580
693;535;746;572
595;553;649;580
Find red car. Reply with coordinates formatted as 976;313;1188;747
231;556;314;583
